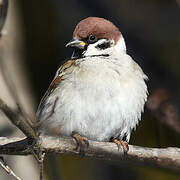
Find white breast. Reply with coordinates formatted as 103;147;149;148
37;54;148;142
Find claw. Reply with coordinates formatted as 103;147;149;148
71;131;89;155
110;137;129;154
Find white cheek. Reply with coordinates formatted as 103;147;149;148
114;36;126;54
83;39;113;56
83;44;101;56
83;36;127;57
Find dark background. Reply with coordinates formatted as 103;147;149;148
17;0;180;179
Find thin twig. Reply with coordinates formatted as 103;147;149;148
0;58;35;128
39;152;45;180
0;156;22;180
0;98;37;141
31;148;45;180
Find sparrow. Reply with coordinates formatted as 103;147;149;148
36;17;148;152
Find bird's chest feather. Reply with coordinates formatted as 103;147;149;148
38;58;147;142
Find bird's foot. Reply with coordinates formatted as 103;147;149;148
71;131;89;155
110;137;129;154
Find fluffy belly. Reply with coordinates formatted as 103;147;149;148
37;59;147;142
38;78;143;142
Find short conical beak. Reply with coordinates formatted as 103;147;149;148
66;39;86;49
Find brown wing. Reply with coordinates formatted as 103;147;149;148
37;59;76;112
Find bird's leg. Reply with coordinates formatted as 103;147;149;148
71;131;89;154
110;137;129;154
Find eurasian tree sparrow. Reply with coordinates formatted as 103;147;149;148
36;17;148;152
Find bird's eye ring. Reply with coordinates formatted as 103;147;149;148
88;35;97;43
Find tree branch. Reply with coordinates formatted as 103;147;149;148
0;98;37;141
0;156;22;180
0;136;180;172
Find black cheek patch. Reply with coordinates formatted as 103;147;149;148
96;41;111;50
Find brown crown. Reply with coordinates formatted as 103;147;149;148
73;17;121;44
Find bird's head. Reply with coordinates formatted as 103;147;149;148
66;17;126;59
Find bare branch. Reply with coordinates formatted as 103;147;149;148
0;136;180;172
39;153;45;180
0;98;37;141
0;156;22;180
0;0;39;179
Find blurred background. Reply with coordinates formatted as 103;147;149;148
0;0;180;179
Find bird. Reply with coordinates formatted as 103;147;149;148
36;17;148;152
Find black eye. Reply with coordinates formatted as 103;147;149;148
88;35;97;43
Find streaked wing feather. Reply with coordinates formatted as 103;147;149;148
37;59;76;113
